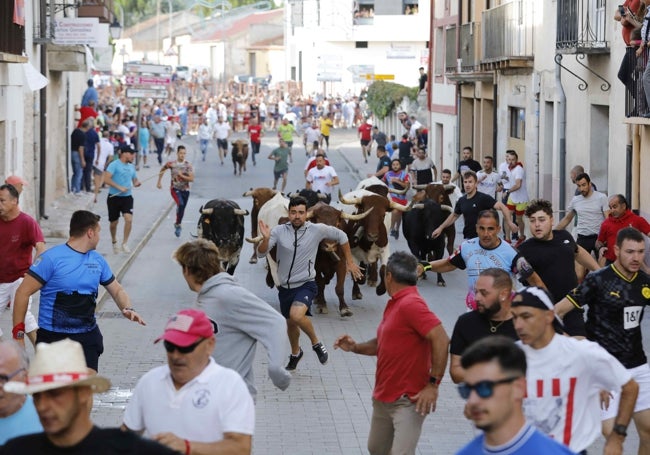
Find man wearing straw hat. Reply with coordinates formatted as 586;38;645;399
122;309;255;454
1;339;176;453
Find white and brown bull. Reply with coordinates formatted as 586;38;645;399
338;189;410;299
308;202;373;317
197;199;249;275
232;140;249;176
243;187;278;264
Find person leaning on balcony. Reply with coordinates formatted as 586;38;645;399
617;0;644;115
637;0;650;117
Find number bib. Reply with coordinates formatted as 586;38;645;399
624;306;643;330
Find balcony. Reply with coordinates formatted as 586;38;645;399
556;0;608;54
445;22;493;82
622;47;648;118
77;0;114;24
480;0;534;70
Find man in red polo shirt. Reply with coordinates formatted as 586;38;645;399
334;251;449;454
358;120;373;164
597;194;650;268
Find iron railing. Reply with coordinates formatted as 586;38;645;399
622;46;648;117
556;0;608;52
482;0;534;61
445;23;482;73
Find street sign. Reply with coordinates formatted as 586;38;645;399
126;88;169;99
125;75;171;86
124;63;173;76
365;74;395;80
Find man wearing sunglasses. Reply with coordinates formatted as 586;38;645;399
122;309;255;455
334;251;449;455
513;287;637;454
456;336;575;454
0;340;42;444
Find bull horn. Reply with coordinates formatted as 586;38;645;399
388;186;408;195
242;188;254;197
201;208;214;215
317;192;328;200
389;200;410;212
441;204;453;213
338;189;362;205
411;203;425;209
233;208;249;216
306;210;314;219
411;184;428;190
444;184;456;191
288;192;300;198
245;235;263;244
341;206;374;221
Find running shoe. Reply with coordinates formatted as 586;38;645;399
285;348;304;371
112;242;120;254
121;244;132;254
312;342;329;365
174;224;182;238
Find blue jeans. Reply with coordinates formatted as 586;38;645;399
71;151;83;193
82;154;94;192
200;139;209;157
171;189;190;225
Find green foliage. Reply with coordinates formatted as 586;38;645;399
366;81;419;120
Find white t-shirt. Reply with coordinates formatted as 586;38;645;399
213;122;231;140
567;190;609;236
507;164;529;203
122;358;255;442
476;170;500;197
307;165;337;194
117;124;131;146
520;335;631;453
498;162;513;190
96;139;113;170
304;127;321;145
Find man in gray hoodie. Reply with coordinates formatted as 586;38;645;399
173;239;291;398
258;196;363;371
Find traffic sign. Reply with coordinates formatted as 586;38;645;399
126;88;169;99
124;63;173;75
125;75;171;86
365;74;395;80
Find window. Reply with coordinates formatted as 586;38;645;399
0;1;25;56
356;41;369;48
354;1;374;25
509;107;525;140
404;0;419;15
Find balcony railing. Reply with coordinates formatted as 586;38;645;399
77;0;114;24
482;0;534;62
445;23;482;73
556;0;608;53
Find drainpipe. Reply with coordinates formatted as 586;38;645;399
38;0;48;219
532;72;540;197
556;59;567;217
493;80;497;162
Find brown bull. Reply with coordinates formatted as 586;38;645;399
339;190;409;300
412;182;457;256
307;202;373;317
242;187;278;264
232;140;249;176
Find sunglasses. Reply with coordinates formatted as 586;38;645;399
457;376;521;399
163;338;206;354
0;367;26;385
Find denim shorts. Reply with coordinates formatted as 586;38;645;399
278;281;317;319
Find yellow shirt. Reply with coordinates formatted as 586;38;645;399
320;118;333;136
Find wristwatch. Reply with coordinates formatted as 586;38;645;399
613;424;628;437
429;376;441;386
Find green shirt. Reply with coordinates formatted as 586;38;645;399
278;124;295;142
270;147;290;172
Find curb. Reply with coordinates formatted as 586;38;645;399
334;141;364;184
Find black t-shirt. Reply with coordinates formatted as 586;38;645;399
376;155;391;173
0;427;178;455
71;128;86;154
517;230;586;336
453;192;496;239
419;73;428;90
567;265;650;368
450;311;518;356
458;159;482;175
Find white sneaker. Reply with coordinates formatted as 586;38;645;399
121;244;131;254
112;242;120;254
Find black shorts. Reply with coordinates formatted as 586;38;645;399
217;139;228;150
278;281;317;319
360;139;370;146
107;195;134;222
37;326;104;371
274;169;288;180
577;234;598;255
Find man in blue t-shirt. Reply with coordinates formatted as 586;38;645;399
104;147;141;254
12;211;145;371
456;336;576;455
367;145;391;179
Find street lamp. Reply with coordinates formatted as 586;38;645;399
109;17;122;40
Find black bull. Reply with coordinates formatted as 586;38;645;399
197;199;249;275
402;198;452;286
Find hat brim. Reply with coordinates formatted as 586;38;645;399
154;330;202;347
3;376;111;395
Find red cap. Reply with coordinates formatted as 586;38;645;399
5;175;28;186
154;309;216;347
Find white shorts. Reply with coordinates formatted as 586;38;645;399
0;278;38;337
602;363;650;421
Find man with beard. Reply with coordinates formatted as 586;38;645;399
449;268;518;384
518;199;599;336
